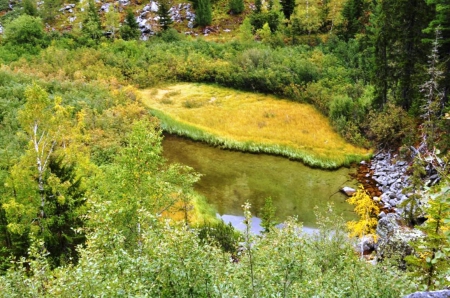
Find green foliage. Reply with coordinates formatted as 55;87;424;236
41;0;63;22
197;220;241;253
81;0;103;44
339;0;365;40
23;0;38;16
3;15;46;53
405;182;450;290
41;157;87;268
0;0;9;12
229;0;244;14
366;102;416;147
195;0;212;26
158;0;173;31
280;0;295;19
260;196;277;232
119;9;141;40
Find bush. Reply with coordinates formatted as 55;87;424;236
197;220;241;254
229;0;244;14
0;0;9;11
3;15;45;49
366;103;416;147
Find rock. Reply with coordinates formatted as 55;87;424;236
376;214;423;269
0;24;3;35
376;213;400;239
340;186;356;196
187;21;194;28
150;1;158;12
403;290;450;298
100;3;110;11
378;211;386;218
119;0;130;5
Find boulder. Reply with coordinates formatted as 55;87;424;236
150;1;158;12
376;214;423;269
403;290;450;298
340;186;356;196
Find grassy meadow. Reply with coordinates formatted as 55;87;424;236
139;83;372;168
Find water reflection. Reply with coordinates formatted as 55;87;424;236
162;134;357;227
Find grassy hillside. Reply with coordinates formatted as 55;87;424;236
140;83;371;168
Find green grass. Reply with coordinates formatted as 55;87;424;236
140;83;372;169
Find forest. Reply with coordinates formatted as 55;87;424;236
0;0;449;296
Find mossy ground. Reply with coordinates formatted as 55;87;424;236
139;83;372;168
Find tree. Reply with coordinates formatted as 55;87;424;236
280;0;295;19
195;0;212;27
229;0;244;14
158;0;173;31
23;0;38;16
405;183;450;291
290;0;322;36
92;119;200;251
104;5;120;39
120;9;141;40
340;0;365;40
81;0;103;43
41;0;63;22
3;15;45;49
424;0;450;106
369;0;433;110
260;196;277;232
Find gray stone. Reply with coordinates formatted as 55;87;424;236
378;211;386;218
340;186;356;197
403;290;450;298
150;1;158;12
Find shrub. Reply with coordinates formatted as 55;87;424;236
3;15;45;49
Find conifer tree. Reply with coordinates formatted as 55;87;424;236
229;0;244;14
280;0;295;19
340;0;364;40
158;0;173;31
82;0;103;42
195;0;212;27
120;9;141;40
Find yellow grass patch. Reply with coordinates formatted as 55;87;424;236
139;83;371;166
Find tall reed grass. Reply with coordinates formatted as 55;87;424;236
140;84;372;169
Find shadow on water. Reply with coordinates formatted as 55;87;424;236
162;134;358;229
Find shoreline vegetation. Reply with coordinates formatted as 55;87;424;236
139;83;372;169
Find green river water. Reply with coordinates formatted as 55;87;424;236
162;134;358;228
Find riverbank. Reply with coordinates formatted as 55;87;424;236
139;83;372;169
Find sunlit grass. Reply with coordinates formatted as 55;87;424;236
139;83;372;168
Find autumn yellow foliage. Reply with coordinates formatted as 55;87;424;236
139;83;371;167
346;185;380;240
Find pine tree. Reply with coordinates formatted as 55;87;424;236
82;0;103;43
369;0;433;110
120;9;141;40
280;0;295;19
405;183;450;291
340;0;364;40
158;0;173;31
229;0;244;14
195;0;212;27
42;157;86;268
424;0;450;106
